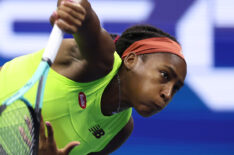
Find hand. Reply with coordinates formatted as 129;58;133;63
19;116;80;155
50;0;87;34
39;116;80;155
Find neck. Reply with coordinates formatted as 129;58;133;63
101;71;131;116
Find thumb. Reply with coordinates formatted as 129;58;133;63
60;141;80;155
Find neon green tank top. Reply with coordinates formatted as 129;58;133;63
0;49;132;154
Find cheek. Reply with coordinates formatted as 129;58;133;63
142;71;161;91
140;81;155;96
132;73;161;101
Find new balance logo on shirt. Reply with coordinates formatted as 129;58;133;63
89;125;105;139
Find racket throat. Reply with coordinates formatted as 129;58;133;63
42;57;52;66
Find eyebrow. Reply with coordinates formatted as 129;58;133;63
164;65;184;87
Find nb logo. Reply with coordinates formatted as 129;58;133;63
89;125;105;139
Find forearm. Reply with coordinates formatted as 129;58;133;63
52;0;115;76
74;0;115;63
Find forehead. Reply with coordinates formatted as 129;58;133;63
143;53;187;79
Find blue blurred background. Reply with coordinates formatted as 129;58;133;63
0;0;233;154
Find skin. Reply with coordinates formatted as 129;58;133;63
97;53;186;155
52;0;115;83
38;117;80;155
46;44;187;155
119;53;186;117
1;0;187;154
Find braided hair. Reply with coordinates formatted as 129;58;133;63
114;24;179;57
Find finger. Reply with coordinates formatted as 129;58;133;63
58;4;85;24
24;115;32;131
57;9;83;28
60;141;80;155
19;126;32;146
62;1;86;16
39;115;46;143
24;115;33;138
45;121;54;143
56;19;78;34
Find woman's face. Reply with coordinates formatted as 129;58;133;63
124;53;187;117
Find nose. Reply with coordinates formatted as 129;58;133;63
160;84;173;103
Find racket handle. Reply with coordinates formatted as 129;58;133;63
43;0;80;63
42;24;64;63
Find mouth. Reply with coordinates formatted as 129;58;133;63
150;101;163;111
141;101;163;112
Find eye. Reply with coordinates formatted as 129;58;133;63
160;71;170;80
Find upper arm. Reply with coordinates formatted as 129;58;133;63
73;0;115;73
54;0;115;81
52;0;115;82
75;27;115;73
88;117;134;155
52;38;114;82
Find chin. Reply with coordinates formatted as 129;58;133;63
135;103;160;117
137;109;158;117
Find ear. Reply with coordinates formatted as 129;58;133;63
123;52;139;70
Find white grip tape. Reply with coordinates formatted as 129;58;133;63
42;24;64;63
42;0;80;63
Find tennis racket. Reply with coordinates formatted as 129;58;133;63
0;22;64;155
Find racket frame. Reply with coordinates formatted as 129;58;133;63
0;24;64;154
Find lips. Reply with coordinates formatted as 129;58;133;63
149;101;163;111
141;101;163;112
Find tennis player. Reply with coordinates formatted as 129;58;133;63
0;0;187;154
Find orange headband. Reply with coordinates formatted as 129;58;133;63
121;37;184;60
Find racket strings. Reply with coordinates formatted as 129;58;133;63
0;100;36;155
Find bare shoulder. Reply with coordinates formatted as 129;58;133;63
88;117;134;155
